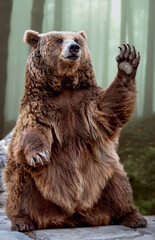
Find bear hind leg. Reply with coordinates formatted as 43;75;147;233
119;210;147;228
11;215;35;232
83;171;147;228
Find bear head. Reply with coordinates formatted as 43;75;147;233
23;30;95;92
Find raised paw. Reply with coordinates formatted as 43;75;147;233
116;44;140;76
28;150;50;167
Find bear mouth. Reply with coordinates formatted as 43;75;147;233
67;55;79;61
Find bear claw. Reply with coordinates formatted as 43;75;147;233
116;44;140;76
39;150;49;160
29;150;50;167
30;158;36;167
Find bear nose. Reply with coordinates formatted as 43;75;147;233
69;43;80;54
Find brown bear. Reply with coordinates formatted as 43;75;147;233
4;30;147;232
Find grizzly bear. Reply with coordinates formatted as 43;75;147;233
4;30;147;232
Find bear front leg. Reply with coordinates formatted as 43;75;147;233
98;44;140;138
15;128;52;168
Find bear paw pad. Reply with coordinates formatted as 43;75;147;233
116;44;140;76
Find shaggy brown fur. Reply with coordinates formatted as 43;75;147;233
4;31;147;232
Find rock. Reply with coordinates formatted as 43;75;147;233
27;226;141;239
0;131;13;206
0;208;155;240
0;130;13;168
0;230;32;240
0;169;4;194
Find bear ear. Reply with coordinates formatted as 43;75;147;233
23;30;40;47
77;31;87;41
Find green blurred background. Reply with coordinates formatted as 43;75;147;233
0;0;155;215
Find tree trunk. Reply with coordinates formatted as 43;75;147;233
143;0;155;116
54;0;63;31
31;0;45;32
63;0;71;30
120;0;127;44
0;0;12;139
126;1;136;114
127;0;134;45
87;0;92;47
102;0;112;88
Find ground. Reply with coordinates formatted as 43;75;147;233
0;208;155;240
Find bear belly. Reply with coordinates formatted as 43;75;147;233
31;103;121;214
32;137;119;214
31;102;121;213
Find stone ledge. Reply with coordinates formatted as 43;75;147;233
0;131;13;207
0;209;155;240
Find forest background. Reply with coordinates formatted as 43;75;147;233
0;0;155;215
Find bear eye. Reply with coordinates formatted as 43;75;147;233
74;39;79;44
57;39;63;44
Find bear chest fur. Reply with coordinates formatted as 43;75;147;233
32;89;121;214
46;88;97;143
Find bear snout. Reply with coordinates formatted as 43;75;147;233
62;40;81;61
69;43;80;54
